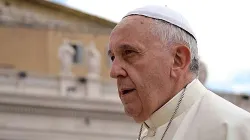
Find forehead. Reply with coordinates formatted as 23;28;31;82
109;16;154;50
117;15;152;28
112;16;153;37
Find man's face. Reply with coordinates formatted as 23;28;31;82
108;16;175;122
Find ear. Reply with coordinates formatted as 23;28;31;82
170;45;191;78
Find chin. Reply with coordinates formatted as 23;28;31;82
132;114;148;123
133;117;146;123
125;110;143;123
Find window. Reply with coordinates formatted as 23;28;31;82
106;44;112;67
70;43;84;65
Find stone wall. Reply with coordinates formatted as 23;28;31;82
0;0;115;34
0;68;139;140
0;92;139;140
0;0;115;77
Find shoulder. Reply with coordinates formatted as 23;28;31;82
205;90;249;115
201;90;250;126
189;90;250;139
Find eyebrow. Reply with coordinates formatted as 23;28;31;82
107;44;137;56
120;44;135;50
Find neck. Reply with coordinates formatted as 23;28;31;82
173;73;195;94
158;74;195;112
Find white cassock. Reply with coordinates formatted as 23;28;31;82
139;79;250;140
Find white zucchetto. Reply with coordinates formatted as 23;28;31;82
123;5;196;40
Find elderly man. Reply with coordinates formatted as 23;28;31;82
108;5;250;140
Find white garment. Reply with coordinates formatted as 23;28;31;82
139;79;250;140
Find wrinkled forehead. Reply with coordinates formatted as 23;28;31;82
109;16;154;48
113;15;153;33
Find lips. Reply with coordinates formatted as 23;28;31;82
120;88;136;95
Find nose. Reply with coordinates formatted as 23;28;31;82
110;59;127;78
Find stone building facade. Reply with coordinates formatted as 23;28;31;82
0;0;114;79
0;1;141;139
0;67;139;140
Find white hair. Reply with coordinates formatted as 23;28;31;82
150;19;199;75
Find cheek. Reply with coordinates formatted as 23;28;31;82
136;85;157;115
122;95;143;117
133;55;172;111
124;101;143;117
124;53;172;116
138;60;171;92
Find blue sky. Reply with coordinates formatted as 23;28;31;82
51;0;250;94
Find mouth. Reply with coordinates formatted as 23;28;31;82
121;89;136;95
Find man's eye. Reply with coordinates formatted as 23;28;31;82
124;50;134;55
110;56;115;61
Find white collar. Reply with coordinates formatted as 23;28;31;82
144;79;206;129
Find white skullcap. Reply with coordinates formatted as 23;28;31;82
123;5;196;40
